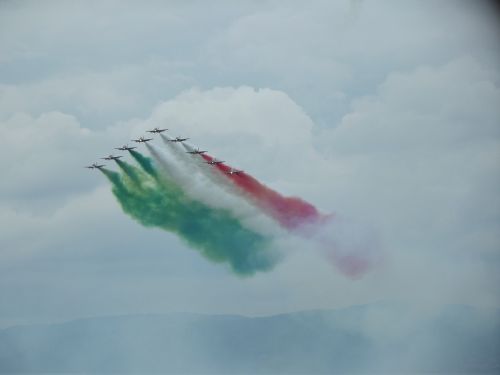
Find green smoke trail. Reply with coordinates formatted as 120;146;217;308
100;154;278;275
129;150;158;178
115;159;141;185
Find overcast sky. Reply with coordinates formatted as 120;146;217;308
1;0;499;327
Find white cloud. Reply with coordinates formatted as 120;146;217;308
0;111;109;208
97;78;500;307
0;1;499;327
2;1;498;129
144;86;318;177
311;57;500;307
2;72;499;325
0;61;196;126
319;57;500;227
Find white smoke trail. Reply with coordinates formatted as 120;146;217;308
179;141;243;192
178;141;381;279
145;143;196;194
147;139;281;236
179;140;273;218
162;135;255;204
159;134;208;178
157;136;380;277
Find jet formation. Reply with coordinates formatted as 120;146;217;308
86;127;243;175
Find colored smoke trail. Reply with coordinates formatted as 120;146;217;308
201;154;323;230
129;150;158;178
145;143;188;187
115;159;141;184
99;154;278;275
198;154;377;279
162;139;280;236
150;140;236;210
162;136;236;196
98;138;378;278
162;135;230;191
181;142;247;197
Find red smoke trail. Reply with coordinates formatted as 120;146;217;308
201;154;324;230
201;154;374;279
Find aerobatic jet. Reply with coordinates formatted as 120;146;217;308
147;127;168;134
186;148;207;155
85;163;105;169
133;136;153;143
169;136;189;142
115;144;136;151
206;158;224;165
102;155;123;161
227;168;243;175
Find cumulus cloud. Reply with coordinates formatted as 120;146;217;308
319;57;500;238
2;65;499;325
0;110;134;211
2;1;498;129
0;61;196;126
312;57;500;308
0;86;326;324
0;112;94;203
140;87;321;186
0;0;499;329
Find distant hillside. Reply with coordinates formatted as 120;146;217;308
1;304;499;373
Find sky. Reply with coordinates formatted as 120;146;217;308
0;0;499;328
